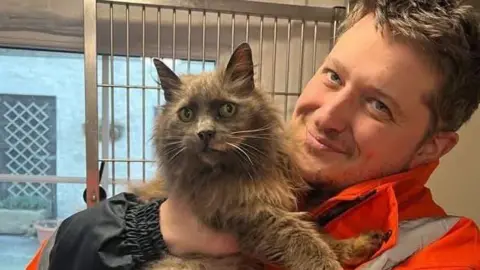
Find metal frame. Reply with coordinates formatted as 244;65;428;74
84;0;100;207
83;0;348;206
97;0;335;22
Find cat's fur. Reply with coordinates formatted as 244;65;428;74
133;43;385;270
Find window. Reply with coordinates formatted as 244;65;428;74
0;47;215;269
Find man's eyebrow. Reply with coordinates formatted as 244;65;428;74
327;57;349;77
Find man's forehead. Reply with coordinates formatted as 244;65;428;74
331;18;440;97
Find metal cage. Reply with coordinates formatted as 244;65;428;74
82;0;348;206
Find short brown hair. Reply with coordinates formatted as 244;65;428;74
339;0;480;132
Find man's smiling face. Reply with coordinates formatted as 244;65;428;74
289;14;456;188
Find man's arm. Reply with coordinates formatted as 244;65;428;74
27;192;240;270
35;193;167;270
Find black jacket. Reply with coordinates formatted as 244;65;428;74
41;193;167;270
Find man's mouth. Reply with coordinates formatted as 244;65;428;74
305;129;347;154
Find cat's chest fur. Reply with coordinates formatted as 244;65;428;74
167;161;297;212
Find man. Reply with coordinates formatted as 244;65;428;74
28;0;480;269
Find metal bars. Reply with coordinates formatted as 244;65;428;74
96;0;335;22
109;3;116;195
330;6;346;50
84;0;345;203
126;5;131;183
83;0;99;207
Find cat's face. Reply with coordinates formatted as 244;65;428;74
154;43;279;169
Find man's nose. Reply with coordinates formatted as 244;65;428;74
313;91;354;137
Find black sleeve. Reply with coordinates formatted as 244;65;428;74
47;192;167;270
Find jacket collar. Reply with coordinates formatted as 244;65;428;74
309;160;442;218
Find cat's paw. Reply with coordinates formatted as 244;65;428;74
322;259;343;270
339;230;389;267
304;259;342;270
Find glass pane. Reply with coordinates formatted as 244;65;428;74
0;48;90;270
0;47;215;269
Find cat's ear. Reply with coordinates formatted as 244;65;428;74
153;58;181;102
224;42;255;91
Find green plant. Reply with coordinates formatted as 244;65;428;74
0;195;50;211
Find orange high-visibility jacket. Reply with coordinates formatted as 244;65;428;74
27;161;480;269
266;161;480;269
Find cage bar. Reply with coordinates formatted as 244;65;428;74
284;19;291;120
331;6;346;50
187;9;192;73
271;17;277;98
172;8;176;71
231;13;235;53
245;15;250;43
313;21;318;75
101;56;110;190
109;3;116;195
258;16;263;81
157;7;161;105
299;20;305;91
216;12;220;62
142;6;146;182
202;11;206;71
126;5;131;182
97;0;335;22
100;84;161;90
84;0;99;206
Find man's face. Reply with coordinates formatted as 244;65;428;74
290;14;452;188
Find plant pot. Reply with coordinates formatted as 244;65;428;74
0;208;48;235
34;219;61;243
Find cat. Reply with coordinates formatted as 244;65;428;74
133;42;385;270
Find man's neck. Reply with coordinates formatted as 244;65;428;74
303;183;341;209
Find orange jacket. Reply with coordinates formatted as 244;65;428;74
266;160;480;269
27;161;480;269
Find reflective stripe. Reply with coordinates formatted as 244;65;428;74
360;216;461;270
38;228;58;270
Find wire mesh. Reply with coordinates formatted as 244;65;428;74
84;0;346;202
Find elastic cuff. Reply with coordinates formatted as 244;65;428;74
124;198;167;264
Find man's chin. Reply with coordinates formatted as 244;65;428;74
296;154;347;186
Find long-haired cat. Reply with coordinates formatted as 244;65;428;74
134;43;385;270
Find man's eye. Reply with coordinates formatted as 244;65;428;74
368;99;393;118
326;70;342;85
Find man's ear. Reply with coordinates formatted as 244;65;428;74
409;131;459;168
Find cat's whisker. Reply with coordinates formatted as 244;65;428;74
238;142;268;158
163;136;188;140
234;143;262;163
230;133;272;137
226;142;254;165
163;145;185;158
166;146;186;164
230;124;274;135
230;149;255;182
230;134;274;141
162;141;184;147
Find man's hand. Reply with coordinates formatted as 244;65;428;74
160;196;239;256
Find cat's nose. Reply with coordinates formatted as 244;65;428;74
197;130;216;145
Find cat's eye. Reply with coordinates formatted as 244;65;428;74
218;103;236;118
178;107;195;122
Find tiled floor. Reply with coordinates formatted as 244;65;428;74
0;235;39;270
